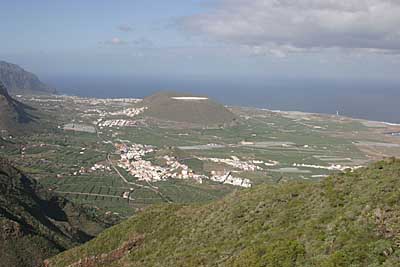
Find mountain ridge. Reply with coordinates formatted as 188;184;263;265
0;60;55;94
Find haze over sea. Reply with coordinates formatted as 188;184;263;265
45;75;400;124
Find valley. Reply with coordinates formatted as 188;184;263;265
2;93;400;218
3;2;400;265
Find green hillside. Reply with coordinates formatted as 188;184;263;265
140;91;238;127
48;158;400;267
0;157;112;267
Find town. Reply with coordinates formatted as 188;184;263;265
116;143;252;188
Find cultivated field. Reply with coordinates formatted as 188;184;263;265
2;94;400;216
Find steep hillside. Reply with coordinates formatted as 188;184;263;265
0;81;37;133
140;91;238;127
48;158;400;267
0;157;111;267
0;60;55;94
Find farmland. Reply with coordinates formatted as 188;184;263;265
1;94;400;217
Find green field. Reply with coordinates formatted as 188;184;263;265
2;94;399;216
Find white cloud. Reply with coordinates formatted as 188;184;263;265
183;0;400;54
104;37;127;46
100;37;154;49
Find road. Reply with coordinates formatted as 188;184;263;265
97;125;173;203
106;153;172;203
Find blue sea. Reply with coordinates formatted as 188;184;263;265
44;75;400;124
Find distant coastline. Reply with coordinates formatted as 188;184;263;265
43;75;400;124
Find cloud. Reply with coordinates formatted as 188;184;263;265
183;0;400;54
118;25;134;32
100;37;154;48
104;37;127;45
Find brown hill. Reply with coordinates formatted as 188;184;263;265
140;91;238;127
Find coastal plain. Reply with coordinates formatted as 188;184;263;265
2;93;400;217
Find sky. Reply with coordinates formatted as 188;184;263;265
1;0;400;82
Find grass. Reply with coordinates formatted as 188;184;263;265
47;158;400;267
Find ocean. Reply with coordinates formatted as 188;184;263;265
44;75;400;124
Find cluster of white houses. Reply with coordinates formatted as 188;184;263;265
108;107;148;118
117;144;204;183
78;102;147;128
293;163;363;172
94;107;148;128
199;156;264;171
69;96;141;105
70;163;111;176
116;143;252;188
210;171;252;188
98;119;137;128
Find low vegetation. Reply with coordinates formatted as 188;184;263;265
0;157;115;267
48;158;400;267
